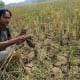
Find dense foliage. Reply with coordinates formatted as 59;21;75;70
0;0;80;80
0;1;5;8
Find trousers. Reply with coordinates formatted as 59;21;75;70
0;47;12;61
0;44;18;62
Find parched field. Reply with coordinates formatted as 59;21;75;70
0;0;80;80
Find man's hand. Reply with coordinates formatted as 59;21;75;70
16;28;34;46
16;35;27;44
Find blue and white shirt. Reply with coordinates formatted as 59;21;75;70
0;27;11;61
0;27;11;42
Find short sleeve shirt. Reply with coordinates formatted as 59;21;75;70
0;27;11;61
0;27;11;42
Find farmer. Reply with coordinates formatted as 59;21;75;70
0;8;28;63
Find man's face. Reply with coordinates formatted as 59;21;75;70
0;11;11;27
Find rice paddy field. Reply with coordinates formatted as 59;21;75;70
0;0;80;80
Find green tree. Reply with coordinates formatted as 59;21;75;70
0;1;5;9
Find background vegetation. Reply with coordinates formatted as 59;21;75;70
0;0;80;80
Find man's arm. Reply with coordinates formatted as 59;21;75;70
0;35;26;50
